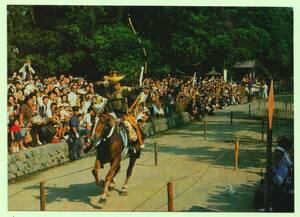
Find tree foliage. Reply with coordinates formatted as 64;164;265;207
7;6;293;81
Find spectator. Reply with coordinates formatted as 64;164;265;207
10;118;22;153
68;84;78;107
18;60;35;81
19;94;34;150
69;106;82;160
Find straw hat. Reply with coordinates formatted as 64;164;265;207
103;71;125;82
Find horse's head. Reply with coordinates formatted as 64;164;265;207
91;113;115;143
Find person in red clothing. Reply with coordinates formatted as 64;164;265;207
10;118;23;153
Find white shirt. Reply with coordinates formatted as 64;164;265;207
153;104;164;115
19;64;35;80
138;92;148;104
84;113;92;126
46;100;52;118
82;100;92;114
68;91;77;107
37;96;44;107
60;109;69;120
94;95;108;113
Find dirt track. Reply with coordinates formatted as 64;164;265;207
8;100;293;212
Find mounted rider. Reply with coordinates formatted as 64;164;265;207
104;71;144;149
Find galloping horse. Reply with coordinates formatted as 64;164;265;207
90;113;141;202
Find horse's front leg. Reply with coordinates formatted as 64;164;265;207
121;154;137;196
99;158;121;203
92;159;104;186
109;165;120;191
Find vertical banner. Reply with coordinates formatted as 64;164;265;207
268;80;274;130
223;69;227;82
264;80;274;211
139;66;144;86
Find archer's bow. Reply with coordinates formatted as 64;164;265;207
128;14;148;74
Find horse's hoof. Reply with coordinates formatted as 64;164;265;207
99;179;105;187
98;198;107;204
120;186;128;196
108;185;115;191
98;196;107;203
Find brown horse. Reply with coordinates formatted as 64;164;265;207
90;113;140;203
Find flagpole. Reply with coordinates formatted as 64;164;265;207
264;127;272;211
264;80;274;212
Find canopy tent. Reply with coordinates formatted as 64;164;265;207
205;67;221;77
234;60;256;78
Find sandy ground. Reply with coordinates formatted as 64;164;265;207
8;100;293;212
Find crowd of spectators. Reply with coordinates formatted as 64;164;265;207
7;64;106;155
134;76;243;121
7;63;249;155
242;74;269;102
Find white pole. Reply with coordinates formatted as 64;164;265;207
223;69;227;82
139;66;144;86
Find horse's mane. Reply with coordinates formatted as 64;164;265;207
97;113;116;127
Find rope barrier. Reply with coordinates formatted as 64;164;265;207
153;149;229;211
8;166;94;198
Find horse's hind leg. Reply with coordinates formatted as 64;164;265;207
121;155;137;195
99;159;121;202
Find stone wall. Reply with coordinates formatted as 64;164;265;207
8;112;189;182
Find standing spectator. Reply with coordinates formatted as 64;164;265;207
59;104;71;139
69;106;82;160
262;81;268;100
8;95;18;120
10;118;22;153
19;94;34;150
18;60;35;81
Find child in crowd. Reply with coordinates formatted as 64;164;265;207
10;118;22;153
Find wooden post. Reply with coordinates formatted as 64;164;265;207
40;181;46;211
234;137;239;170
154;142;158;166
167;182;174;211
248;104;251;117
261;120;265;142
203;121;207;140
230;111;233;126
264;128;273;211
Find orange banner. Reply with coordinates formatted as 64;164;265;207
268;80;274;129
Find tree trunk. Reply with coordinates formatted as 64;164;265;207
30;7;36;26
116;7;124;23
